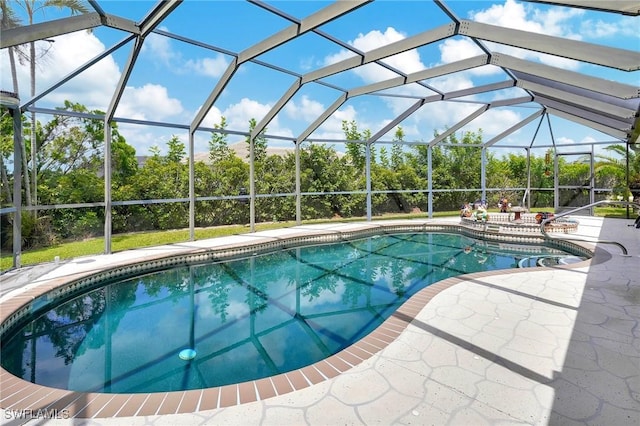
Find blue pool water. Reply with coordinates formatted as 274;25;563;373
1;233;581;393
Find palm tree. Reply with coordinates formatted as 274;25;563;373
1;0;31;206
592;144;640;198
11;0;89;209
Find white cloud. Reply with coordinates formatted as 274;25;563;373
142;29;178;67
580;17;640;39
359;27;426;78
470;0;582;37
531;4;584;39
317;23;531;143
580;20;619;38
411;101;479;137
470;108;522;138
116;83;184;121
311;104;359;141
1;30;121;110
143;27;229;78
438;38;499;77
323;27;425;82
117;124;180;156
438;38;483;64
465;0;584;70
200;105;224;129
183;55;229;78
223;98;272;132
284;95;326;122
216;98;294;141
429;72;475;93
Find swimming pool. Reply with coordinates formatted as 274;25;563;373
0;232;585;394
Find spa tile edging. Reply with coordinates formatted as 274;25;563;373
0;222;594;419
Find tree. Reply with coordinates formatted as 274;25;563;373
591;144;640;198
430;130;484;210
37;101;134;181
166;135;185;163
378;126;428;214
0;109;25;203
1;1;31;206
245;118;267;163
297;143;359;218
34;101;136;240
257;153;295;222
10;0;89;207
391;126;404;171
342;119;371;171
208;116;232;163
130;140;189;230
0;1;25;94
198;117;250;226
486;152;525;207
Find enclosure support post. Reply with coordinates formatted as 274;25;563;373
553;150;559;212
104;120;112;254
590;144;595;213
366;142;372;221
626;143;631;219
249;136;256;232
481;147;487;202
188;131;195;241
525;147;531;209
427;146;433;218
11;106;22;268
295;140;301;225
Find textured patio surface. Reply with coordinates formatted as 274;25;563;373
1;216;638;425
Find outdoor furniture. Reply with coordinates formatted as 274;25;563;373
511;206;527;223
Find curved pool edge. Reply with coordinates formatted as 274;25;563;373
0;220;595;419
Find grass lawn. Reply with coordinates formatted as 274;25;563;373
1;207;634;272
0;212;433;271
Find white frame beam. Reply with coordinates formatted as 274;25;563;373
460;20;640;71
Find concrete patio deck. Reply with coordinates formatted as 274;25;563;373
1;216;638;425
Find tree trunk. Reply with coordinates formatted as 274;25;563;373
8;45;31;207
0;154;11;203
30;40;37;213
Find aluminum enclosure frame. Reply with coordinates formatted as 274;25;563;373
1;0;638;266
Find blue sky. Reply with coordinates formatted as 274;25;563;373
2;0;638;158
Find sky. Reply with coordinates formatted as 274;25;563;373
2;0;639;159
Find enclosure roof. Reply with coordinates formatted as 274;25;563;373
1;0;639;149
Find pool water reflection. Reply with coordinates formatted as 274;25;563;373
1;233;580;393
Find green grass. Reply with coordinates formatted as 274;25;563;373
1;212;442;271
593;206;638;218
2;208;633;272
1;222;293;271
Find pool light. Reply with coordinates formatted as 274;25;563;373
179;348;196;361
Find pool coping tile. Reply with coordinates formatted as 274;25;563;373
219;384;238;408
314;360;340;379
254;378;276;401
137;392;166;416
93;394;131;418
285;370;310;390
238;381;257;404
300;366;324;385
114;393;149;417
158;391;184;415
198;387;219;411
176;389;201;414
270;374;294;396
